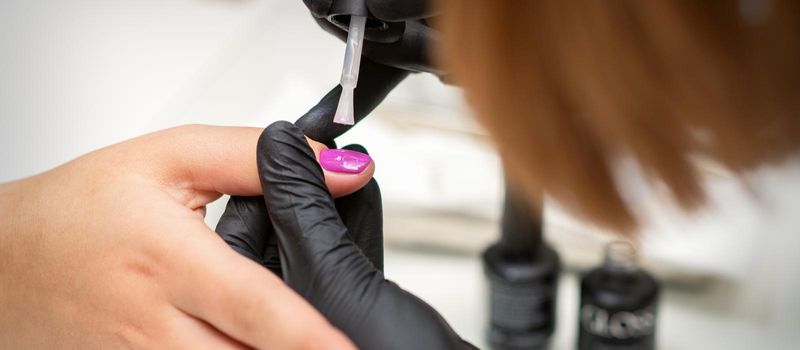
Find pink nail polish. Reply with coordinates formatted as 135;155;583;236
319;149;372;174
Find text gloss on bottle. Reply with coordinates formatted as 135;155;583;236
578;241;660;350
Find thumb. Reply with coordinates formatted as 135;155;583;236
167;221;355;350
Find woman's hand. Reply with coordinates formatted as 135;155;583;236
0;124;373;349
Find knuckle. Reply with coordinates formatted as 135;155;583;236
259;121;299;148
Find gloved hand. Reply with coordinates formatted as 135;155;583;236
302;0;438;74
295;0;440;144
216;121;475;349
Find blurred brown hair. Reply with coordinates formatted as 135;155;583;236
437;0;800;233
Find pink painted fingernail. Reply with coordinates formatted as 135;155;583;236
319;149;372;174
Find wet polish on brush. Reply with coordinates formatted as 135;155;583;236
319;149;372;174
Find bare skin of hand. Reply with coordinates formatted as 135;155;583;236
0;125;374;349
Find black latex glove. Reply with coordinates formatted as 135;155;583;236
216;121;474;349
302;0;438;74
295;58;408;144
295;0;440;145
215;142;382;279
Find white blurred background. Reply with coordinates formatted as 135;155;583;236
1;1;799;348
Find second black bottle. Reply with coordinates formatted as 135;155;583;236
578;242;660;350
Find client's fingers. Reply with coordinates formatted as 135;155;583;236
126;125;265;196
168;222;354;350
163;309;249;350
118;125;372;201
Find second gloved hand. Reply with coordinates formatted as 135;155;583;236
303;0;439;74
216;121;474;349
295;0;443;144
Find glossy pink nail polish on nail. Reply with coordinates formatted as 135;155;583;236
319;149;372;174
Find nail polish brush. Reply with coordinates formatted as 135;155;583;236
333;16;367;125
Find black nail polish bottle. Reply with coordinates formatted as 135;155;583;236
483;186;560;350
578;242;659;350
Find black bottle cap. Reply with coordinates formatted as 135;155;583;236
484;243;560;285
578;242;660;350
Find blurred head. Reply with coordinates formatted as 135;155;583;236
437;0;800;233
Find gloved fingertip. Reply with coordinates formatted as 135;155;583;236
341;143;369;155
258;121;328;196
324;139;338;149
259;120;332;201
294;85;347;145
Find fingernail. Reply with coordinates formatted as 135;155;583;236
319;149;372;174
